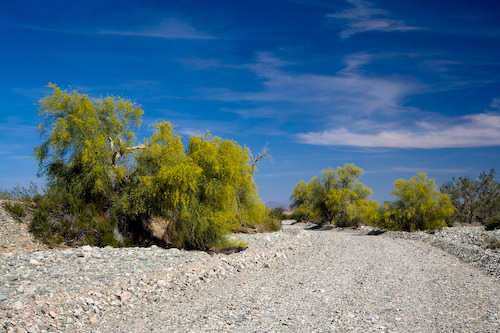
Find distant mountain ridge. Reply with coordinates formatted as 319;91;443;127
265;201;288;209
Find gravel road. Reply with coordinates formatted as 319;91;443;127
1;223;500;332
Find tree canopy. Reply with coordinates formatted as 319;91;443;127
440;169;500;225
379;173;455;231
35;83;144;206
31;85;278;249
290;164;379;226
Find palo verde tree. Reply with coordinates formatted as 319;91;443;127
35;83;144;205
379;173;455;231
31;85;277;248
290;164;379;226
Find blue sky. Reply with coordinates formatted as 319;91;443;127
1;0;500;206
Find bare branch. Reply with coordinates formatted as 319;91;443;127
249;147;271;173
127;144;146;151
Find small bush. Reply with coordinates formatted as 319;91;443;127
0;189;12;199
270;207;287;221
378;173;455;232
441;169;500;225
30;191;126;247
3;202;26;220
485;216;500;231
485;236;500;250
290;164;378;226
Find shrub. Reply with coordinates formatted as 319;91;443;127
379;173;455;231
290;164;379;226
485;236;500;250
31;85;275;250
30;189;123;247
3;202;26;220
270;207;287;221
485;216;500;231
440;170;500;225
0;183;39;201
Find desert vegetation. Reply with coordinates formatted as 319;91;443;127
440;169;500;229
2;201;27;221
291;168;458;231
376;173;455;231
27;85;278;250
290;164;379;227
291;166;500;232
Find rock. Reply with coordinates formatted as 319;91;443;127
48;311;57;319
12;300;24;310
115;292;130;302
0;294;8;302
73;309;82;318
207;246;246;255
29;259;41;266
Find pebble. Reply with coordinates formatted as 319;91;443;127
369;225;500;278
12;300;24;310
1;201;499;332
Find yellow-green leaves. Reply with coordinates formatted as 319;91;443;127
33;85;274;250
383;173;455;231
35;84;144;205
291;163;378;226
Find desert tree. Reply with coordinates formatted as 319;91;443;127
380;173;455;231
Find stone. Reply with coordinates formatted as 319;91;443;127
12;300;24;310
73;309;82;318
29;259;41;266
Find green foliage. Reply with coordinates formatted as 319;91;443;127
3;202;27;220
270;207;287;221
485;216;500;231
34;83;143;207
379;173;455;231
118;126;277;249
290;164;379;226
0;182;40;201
30;187;126;247
31;85;275;250
484;236;500;250
440;169;500;226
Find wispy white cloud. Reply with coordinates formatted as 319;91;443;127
490;97;500;110
100;19;215;39
391;167;468;174
297;112;500;148
206;52;422;118
327;0;421;38
10;19;214;40
179;128;204;137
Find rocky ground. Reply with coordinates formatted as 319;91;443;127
0;201;46;254
1;205;499;332
378;225;500;278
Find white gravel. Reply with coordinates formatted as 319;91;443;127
1;224;499;332
379;225;500;278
